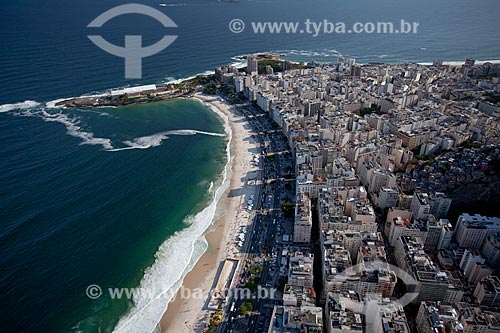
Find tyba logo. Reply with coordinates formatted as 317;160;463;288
87;4;177;79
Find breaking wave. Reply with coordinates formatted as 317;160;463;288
0;101;225;152
0;100;40;113
108;130;225;152
112;98;232;333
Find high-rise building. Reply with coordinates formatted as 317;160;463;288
425;215;443;252
395;236;449;303
428;192;452;219
322;231;395;298
386;216;426;247
283;60;293;71
481;232;500;267
416;302;460;333
288;251;314;287
293;193;313;243
454;213;500;249
303;100;320;118
410;191;431;220
247;55;258;76
365;296;410;333
368;170;396;195
474;276;500;308
283;285;316;307
459;249;485;279
345;57;356;66
351;65;362;78
234;76;245;93
456;303;500;332
214;66;228;83
355;235;396;297
468;262;492;285
378;187;399;209
327;294;410;333
269;305;323;333
437;219;454;250
444;272;465;304
385;208;412;236
327;292;364;333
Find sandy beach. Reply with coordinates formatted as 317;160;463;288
157;94;260;332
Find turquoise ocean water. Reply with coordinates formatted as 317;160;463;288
0;0;499;331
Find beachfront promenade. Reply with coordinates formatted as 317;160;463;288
157;94;275;332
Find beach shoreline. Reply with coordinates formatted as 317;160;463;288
157;93;260;332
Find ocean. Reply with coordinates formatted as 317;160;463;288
0;0;499;332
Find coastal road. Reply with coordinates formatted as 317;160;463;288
220;100;293;333
218;100;272;333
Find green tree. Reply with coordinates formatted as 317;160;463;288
239;301;253;315
203;83;217;95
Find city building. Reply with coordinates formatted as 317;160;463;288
293;193;313;243
474;276;500;308
454;214;500;249
411;191;431;220
481;232;500;267
283;284;316;307
438;219;454;250
327;292;364;333
247;55;258;76
416;302;461;333
467;262;493;285
428;192;452;219
456;303;500;333
268;305;323;333
378;187;399;209
395;236;449;302
236;56;500;333
459;249;486;279
365;296;411;333
288;251;314;288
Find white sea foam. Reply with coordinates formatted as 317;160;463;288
274;48;341;58
165;70;215;85
416;59;500;66
112;98;232;333
3;96;225;152
256;50;500;67
0;100;40;113
45;91;110;109
38;110;115;150
447;59;500;65
45;98;71;109
231;49;341;68
108;129;225;152
228;56;247;69
0;100;115;150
